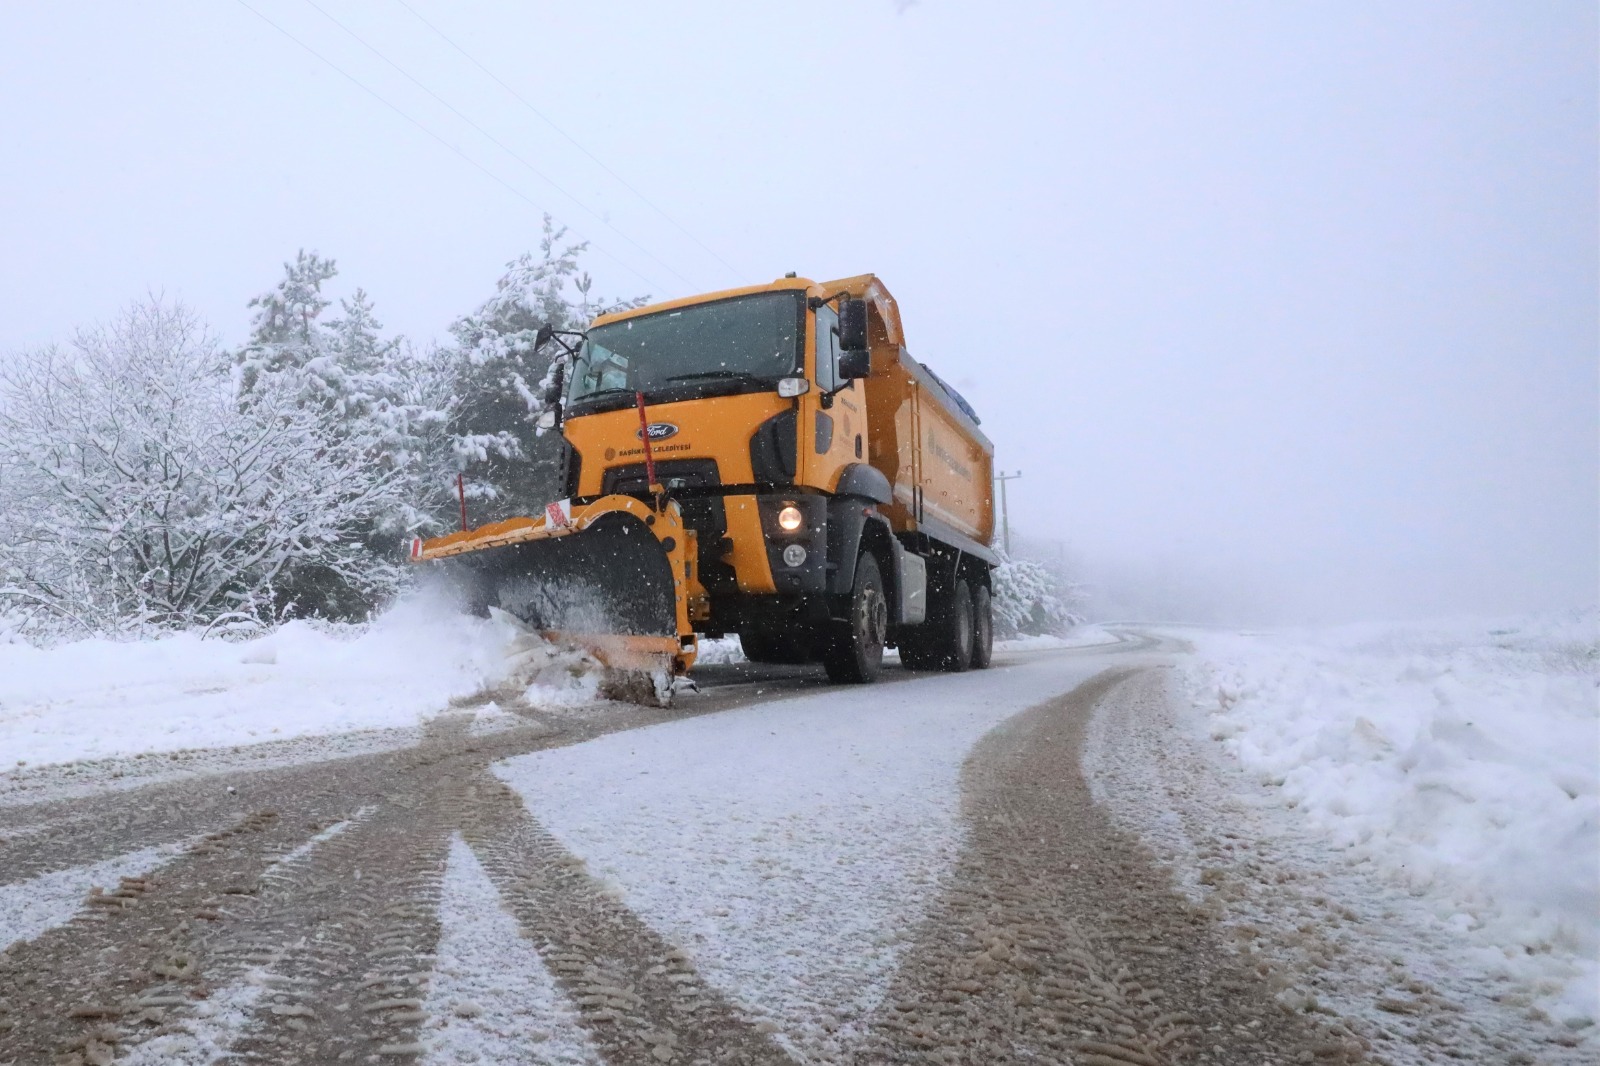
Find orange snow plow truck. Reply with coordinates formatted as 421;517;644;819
408;274;998;686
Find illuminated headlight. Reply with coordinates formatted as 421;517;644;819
782;544;807;567
777;505;804;531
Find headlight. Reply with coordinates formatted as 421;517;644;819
777;505;803;531
782;544;807;567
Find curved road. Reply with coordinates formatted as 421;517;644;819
0;635;1371;1065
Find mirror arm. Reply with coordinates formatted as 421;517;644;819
533;327;587;359
817;379;855;409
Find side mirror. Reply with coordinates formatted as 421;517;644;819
536;408;558;431
838;297;869;352
838;348;871;381
777;376;811;398
534;322;555;349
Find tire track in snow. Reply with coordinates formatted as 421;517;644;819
453;772;796;1066
0;837;193;954
114;809;375;1065
0;805;297;1064
420;834;604;1065
848;668;1369;1065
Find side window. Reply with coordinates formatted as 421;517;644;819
813;305;839;393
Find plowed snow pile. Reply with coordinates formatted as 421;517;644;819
1180;611;1599;1028
0;597;602;769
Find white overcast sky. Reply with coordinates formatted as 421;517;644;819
2;1;1594;623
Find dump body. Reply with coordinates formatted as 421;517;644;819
811;276;995;551
410;273;999;684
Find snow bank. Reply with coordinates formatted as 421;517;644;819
1179;612;1599;1027
693;635;747;665
0;597;594;769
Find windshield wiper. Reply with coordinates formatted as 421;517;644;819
664;370;766;384
570;387;637;404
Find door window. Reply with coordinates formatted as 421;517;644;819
813;304;840;394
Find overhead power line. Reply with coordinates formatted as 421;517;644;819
391;0;745;282
299;0;702;292
232;0;672;295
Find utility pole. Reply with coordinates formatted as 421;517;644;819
994;470;1022;556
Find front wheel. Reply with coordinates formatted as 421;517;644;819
823;553;887;683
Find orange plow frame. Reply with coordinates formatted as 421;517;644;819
408;494;706;675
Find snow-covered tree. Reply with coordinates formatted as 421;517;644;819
239;253;457;550
446;216;644;522
991;550;1087;636
0;299;404;638
236;250;339;399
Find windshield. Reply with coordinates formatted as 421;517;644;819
567;291;804;409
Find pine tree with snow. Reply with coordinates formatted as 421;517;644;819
446;216;645;523
234;254;450;615
237;249;339;400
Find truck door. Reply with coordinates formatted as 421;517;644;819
805;303;866;490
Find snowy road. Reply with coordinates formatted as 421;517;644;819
0;632;1589;1065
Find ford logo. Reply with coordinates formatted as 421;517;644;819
638;422;679;441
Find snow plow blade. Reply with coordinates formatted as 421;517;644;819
409;495;703;694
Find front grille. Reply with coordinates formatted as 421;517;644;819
602;459;735;595
602;458;721;497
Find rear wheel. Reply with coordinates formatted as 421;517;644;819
900;575;974;672
941;578;975;672
823;553;887;683
971;583;994;669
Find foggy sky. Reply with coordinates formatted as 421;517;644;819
2;1;1594;623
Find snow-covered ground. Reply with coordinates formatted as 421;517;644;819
1174;611;1599;1030
0;597;591;770
493;653;1106;1062
0;594;1112;772
999;624;1121;650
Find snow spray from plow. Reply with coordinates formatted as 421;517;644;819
409;492;703;706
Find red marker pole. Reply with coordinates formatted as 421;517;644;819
457;473;469;532
635;390;659;491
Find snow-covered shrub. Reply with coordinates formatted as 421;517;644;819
0;299;403;638
991;553;1085;637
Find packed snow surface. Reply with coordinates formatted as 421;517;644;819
0;598;593;770
421;835;603;1065
494;653;1104;1060
1177;612;1599;1028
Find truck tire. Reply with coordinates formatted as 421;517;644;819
896;575;976;672
940;577;975;672
823;553;887;683
740;626;813;665
971;583;994;669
